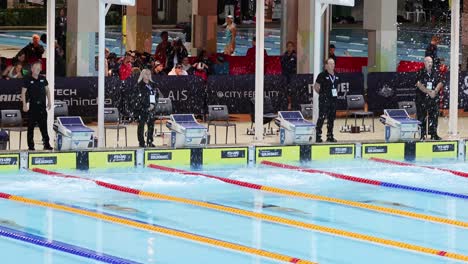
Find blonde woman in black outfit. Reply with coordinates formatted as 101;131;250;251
134;69;163;148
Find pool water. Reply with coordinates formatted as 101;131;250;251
0;159;467;263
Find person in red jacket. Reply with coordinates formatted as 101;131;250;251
119;52;134;81
246;36;268;74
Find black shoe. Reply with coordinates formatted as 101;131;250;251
420;134;426;141
316;137;323;143
431;134;442;140
43;145;53;151
139;143;146;148
147;143;156;148
28;147;35;151
326;137;337;143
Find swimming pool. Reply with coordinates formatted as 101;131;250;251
0;159;467;263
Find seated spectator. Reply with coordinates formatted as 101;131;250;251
55;40;66;77
168;63;188;76
18;34;45;63
2;51;28;78
107;52;120;77
6;63;23;79
119;52;134;81
181;57;194;74
0;57;7;79
329;44;337;63
281;41;297;77
153;60;166;75
192;49;212;80
166;38;188;72
212;55;229;75
246;36;268;73
139;50;154;70
154;31;170;67
246;36;268;58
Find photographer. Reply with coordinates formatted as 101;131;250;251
134;69;163;148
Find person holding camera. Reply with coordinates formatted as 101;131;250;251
134;69;163;148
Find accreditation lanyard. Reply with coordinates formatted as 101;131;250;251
329;74;337;97
147;84;156;104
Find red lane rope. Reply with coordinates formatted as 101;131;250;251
370;158;468;179
147;164;263;190
260;161;382;186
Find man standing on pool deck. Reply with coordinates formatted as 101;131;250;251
314;58;340;143
415;56;443;140
21;61;53;151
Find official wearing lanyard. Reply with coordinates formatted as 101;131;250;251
314;58;339;143
415;56;444;140
134;69;162;148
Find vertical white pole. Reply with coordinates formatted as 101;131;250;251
312;1;322;123
98;0;106;148
255;0;265;141
449;0;460;136
46;0;55;139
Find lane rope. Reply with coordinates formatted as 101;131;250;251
370;157;468;179
261;161;468;200
145;165;468;229
0;191;313;264
0;225;141;264
31;168;468;261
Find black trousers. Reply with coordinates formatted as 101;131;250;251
137;115;155;146
27;108;50;148
416;96;439;136
316;98;337;139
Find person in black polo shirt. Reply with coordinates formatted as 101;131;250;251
415;56;444;140
21;61;53;151
134;69;163;148
314;58;340;143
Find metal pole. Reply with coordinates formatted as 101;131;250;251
254;0;265;141
46;0;55;139
449;0;460;136
98;0;106;148
280;0;288;51
312;1;322;123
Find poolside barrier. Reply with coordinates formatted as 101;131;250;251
0;191;314;264
261;161;468;200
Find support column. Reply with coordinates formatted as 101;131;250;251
126;0;152;52
280;0;298;52
192;0;217;55
461;1;468;70
364;0;397;72
66;0;99;76
297;0;315;74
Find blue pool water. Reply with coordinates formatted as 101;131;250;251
0;27;450;63
0;159;467;263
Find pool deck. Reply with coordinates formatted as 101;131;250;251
5;116;468;151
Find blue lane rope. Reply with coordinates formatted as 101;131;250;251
0;225;142;264
379;182;468;199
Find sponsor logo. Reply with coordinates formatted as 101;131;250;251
432;144;455;152
31;157;57;165
0;94;22;102
107;154;133;163
258;149;282;157
329;147;353;155
221;150;246;159
216;91;280;99
378;84;394;98
0;157;18;166
365;146;388;154
148;152;172;161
